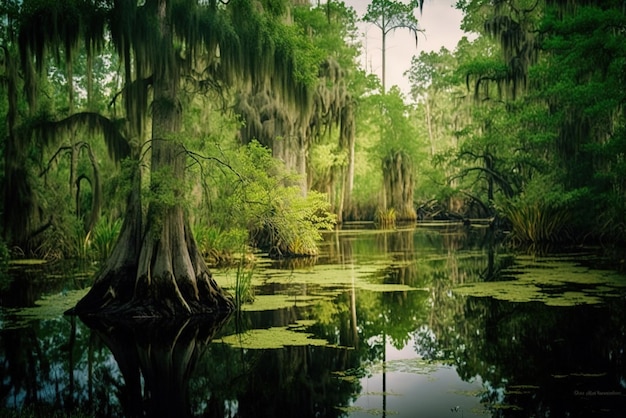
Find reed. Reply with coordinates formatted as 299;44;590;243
192;224;247;265
234;253;255;308
375;207;396;229
500;201;571;243
90;218;122;261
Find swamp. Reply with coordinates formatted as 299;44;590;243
2;0;626;416
1;224;625;417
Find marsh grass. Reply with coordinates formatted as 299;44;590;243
193;224;247;265
375;207;396;229
234;253;255;308
500;201;571;244
89;217;122;261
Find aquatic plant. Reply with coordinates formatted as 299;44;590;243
89;217;122;261
453;254;626;306
192;224;247;265
375;207;396;229
219;321;332;350
234;253;255;308
500;200;571;243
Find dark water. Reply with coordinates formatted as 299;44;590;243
1;225;625;417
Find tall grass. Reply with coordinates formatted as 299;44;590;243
500;201;571;243
234;254;255;308
193;224;247;265
375;207;396;229
89;218;122;261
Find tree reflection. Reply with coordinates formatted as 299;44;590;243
81;313;231;418
3;228;624;416
194;344;361;418
418;294;626;416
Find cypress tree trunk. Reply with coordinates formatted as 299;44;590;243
71;0;233;317
383;151;416;222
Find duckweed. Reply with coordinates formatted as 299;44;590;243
454;256;626;306
218;321;334;349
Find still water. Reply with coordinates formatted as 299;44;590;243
1;225;625;417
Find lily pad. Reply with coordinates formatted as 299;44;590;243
214;261;424;297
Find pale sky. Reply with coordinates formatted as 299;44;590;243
344;0;469;96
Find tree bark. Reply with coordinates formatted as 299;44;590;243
69;0;233;317
383;151;416;222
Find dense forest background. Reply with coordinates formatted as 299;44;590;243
1;0;624;265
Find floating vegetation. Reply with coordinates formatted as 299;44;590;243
454;255;626;306
490;403;524;411
8;259;48;266
368;358;441;376
359;283;425;292
218;321;334;349
214;260;424;301
240;294;329;312
335;405;400;416
362;391;403;397
449;389;488;397
2;288;90;328
331;368;365;383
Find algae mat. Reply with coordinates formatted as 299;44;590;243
218;320;339;349
213;261;424;293
453;255;626;306
1;288;90;329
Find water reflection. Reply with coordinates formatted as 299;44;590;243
82;314;231;417
1;225;625;417
416;297;626;416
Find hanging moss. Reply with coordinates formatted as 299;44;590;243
475;1;541;101
13;0;340;316
31;112;130;162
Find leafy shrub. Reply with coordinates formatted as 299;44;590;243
193;139;336;258
499;200;571;243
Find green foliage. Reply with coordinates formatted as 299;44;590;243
147;166;183;209
499;199;571;244
496;176;585;243
192;224;248;265
363;0;423;36
191;135;336;257
594;189;626;244
234;254;255;308
36;211;86;260
292;1;360;69
374;207;396;229
256;188;336;257
88;217;121;261
369;89;425;160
